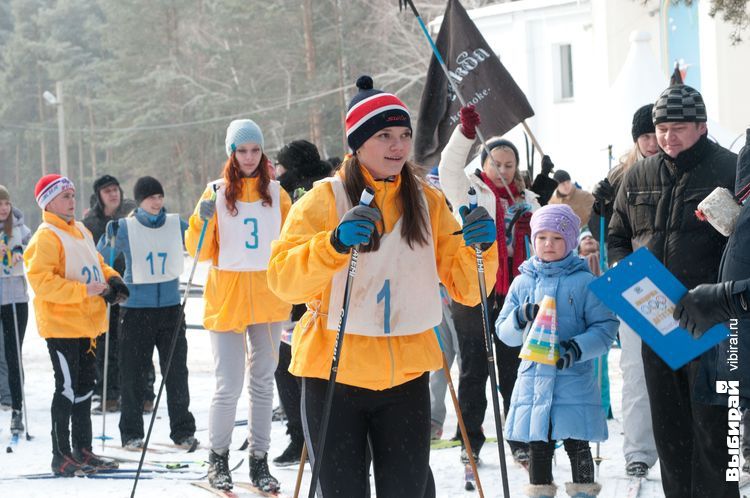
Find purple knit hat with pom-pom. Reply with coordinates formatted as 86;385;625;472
530;204;581;255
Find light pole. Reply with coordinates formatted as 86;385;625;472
43;81;68;179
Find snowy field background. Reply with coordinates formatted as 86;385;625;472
0;259;674;497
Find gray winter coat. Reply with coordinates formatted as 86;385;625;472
0;207;31;305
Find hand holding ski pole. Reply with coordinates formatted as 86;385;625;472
458;187;495;249
330;193;380;253
308;187;375;498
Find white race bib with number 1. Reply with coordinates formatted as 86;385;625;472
324;178;442;337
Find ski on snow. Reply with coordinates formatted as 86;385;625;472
192;482;291;498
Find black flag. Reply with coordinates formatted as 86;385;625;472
414;0;535;167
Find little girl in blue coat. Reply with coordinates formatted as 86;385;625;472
496;204;618;498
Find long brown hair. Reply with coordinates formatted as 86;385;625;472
222;152;273;216
1;205;12;238
339;155;429;251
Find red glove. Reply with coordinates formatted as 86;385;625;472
459;105;480;139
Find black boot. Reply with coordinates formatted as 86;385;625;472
249;451;279;493
51;454;95;477
207;450;233;490
73;447;119;470
273;437;304;467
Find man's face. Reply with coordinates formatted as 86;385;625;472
99;184;121;211
655;122;707;158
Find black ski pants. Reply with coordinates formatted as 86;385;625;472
95;303;120;399
452;291;527;455
1;302;28;411
118;306;195;444
275;341;303;445
46;337;97;456
301;373;435;498
642;345;739;498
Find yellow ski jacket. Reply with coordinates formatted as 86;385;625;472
267;166;498;391
186;177;292;332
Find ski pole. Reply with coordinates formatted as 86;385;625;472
594;356;604;479
11;302;31;441
307;187;375;498
432;326;484;498
398;0;520;200
467;187;511;498
293;443;307;498
131;186;218;498
97;224;117;449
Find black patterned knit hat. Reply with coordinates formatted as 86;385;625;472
652;85;707;125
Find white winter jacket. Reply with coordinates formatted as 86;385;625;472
437;127;540;225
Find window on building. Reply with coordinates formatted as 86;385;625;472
554;43;574;102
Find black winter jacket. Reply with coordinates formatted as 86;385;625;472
608;135;737;290
82;190;136;274
696;129;750;407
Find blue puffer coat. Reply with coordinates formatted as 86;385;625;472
496;251;618;443
96;208;188;308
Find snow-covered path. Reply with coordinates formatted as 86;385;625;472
0;265;667;497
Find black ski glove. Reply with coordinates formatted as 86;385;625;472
102;276;130;305
673;280;749;338
592;178;615;205
556;339;582;370
514;303;540;329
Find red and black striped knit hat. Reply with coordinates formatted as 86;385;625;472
345;75;411;152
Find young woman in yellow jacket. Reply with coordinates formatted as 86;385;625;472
186;119;291;493
267;76;499;498
25;174;127;476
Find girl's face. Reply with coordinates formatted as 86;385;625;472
140;194;164;215
46;190;76;219
234;143;263;177
0;199;10;221
483;147;517;189
357;126;412;179
636;133;659;158
534;230;567;262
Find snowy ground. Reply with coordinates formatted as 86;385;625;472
0;260;672;497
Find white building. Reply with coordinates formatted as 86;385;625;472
438;0;749;189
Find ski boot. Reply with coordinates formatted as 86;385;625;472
564;482;601;497
249;451;279;493
174;435;200;452
625;461;648;478
526;483;557;498
460;447;481;466
51;453;95;477
208;449;233;490
74;447;120;470
272;437;304;468
124;438;144;450
10;409;23;434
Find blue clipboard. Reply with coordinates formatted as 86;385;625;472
589;247;729;370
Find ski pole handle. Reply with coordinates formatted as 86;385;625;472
468;187;478;211
359;186;375;207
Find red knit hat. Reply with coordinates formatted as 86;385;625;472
34;174;75;210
